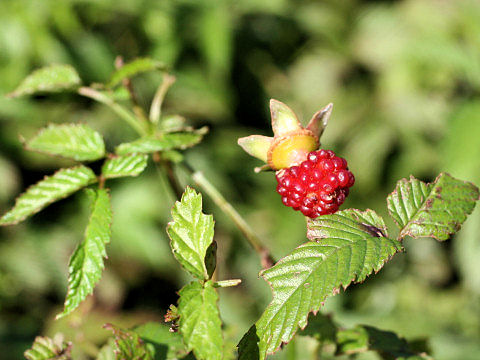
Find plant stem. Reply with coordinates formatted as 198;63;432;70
185;164;274;268
152;152;183;200
78;87;147;136
149;73;176;125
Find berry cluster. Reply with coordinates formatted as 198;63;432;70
275;149;355;218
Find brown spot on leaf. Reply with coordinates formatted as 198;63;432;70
425;198;434;208
361;223;386;237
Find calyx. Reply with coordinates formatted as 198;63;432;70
238;99;333;171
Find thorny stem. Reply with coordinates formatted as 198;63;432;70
78;87;147;136
182;163;274;268
150;73;176;125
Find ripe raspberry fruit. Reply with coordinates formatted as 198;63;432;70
275;149;354;218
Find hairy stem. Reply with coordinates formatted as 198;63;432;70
184;164;274;268
78;87;146;136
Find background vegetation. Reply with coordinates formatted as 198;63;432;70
0;0;479;358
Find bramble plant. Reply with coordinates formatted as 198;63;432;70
2;60;479;360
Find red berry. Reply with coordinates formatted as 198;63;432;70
275;149;354;218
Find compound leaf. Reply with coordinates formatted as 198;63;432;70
26;124;105;161
101;154;148;179
167;187;214;280
0;166;97;226
8;64;81;97
107;58;167;88
24;335;72;360
239;209;402;359
387;173;479;241
58;188;112;318
115;129;207;156
178;281;223;360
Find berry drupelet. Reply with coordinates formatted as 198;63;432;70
275;149;354;218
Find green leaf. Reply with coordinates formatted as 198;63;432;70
58;188;112;318
107;58;167;88
238;209;402;359
8;64;81;98
167;187;215;280
387;173;479;241
337;325;433;359
101;154;148;179
25;124;105;161
135;322;190;360
115;129;207;156
178;281;223;360
104;323;154;360
0;166;97;226
24;335;72;360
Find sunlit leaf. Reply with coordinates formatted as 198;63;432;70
387;173;479;241
107;58;167;88
8;64;81;97
178;281;223;360
24;335;72;360
115;128;207;155
101;154;148;179
167;187;214;280
25;124;105;161
0;166;97;226
238;209;402;359
58;188;112;318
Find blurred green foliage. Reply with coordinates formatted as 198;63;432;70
1;0;480;359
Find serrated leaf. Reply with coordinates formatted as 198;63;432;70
134;322;189;360
57;188;112;318
0;166;97;226
337;325;433;359
104;324;154;360
8;64;81;98
26;124;105;161
107;58;167;88
101;154;148;179
387;173;479;241
178;281;223;360
24;335;72;360
167;187;214;280
115;129;207;155
238;209;402;359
